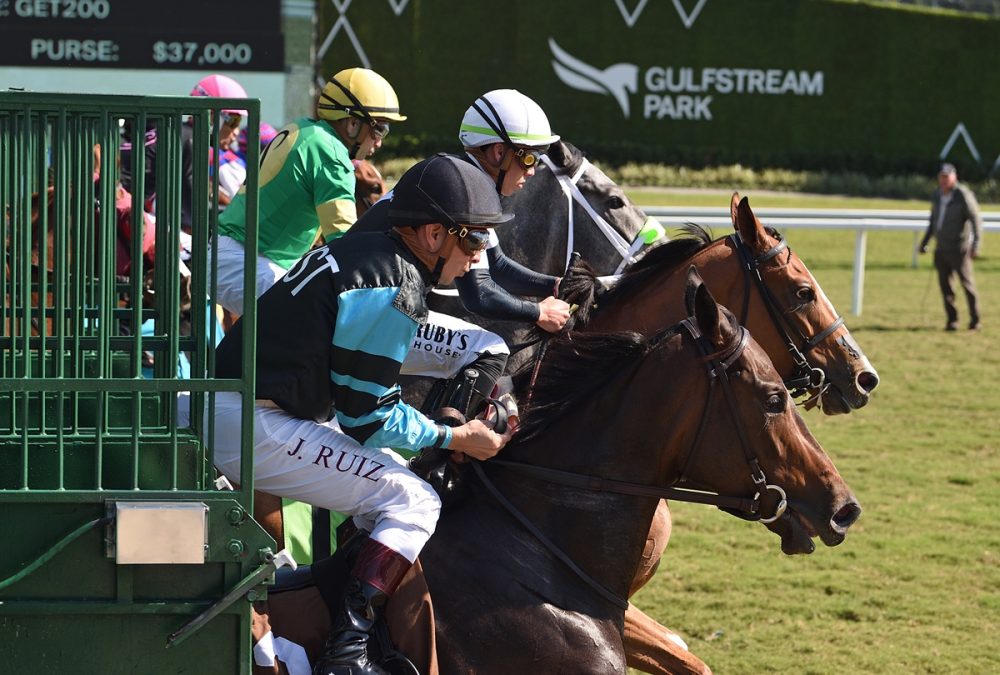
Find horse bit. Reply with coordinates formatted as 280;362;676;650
472;315;789;610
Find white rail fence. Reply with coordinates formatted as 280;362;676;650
644;206;1000;316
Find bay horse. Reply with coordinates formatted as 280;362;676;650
284;145;878;673
252;268;861;674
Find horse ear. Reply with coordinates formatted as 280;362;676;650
729;192;741;225
546;140;572;169
733;195;767;253
685;265;722;341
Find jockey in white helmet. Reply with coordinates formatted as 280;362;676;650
455;89;572;333
459;88;560;197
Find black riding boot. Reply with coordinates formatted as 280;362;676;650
312;538;412;675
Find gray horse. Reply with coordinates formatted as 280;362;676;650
372;140;652;381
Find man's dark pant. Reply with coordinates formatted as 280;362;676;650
934;248;979;327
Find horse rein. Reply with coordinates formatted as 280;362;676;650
730;231;844;402
539;154;654;276
472;314;789;610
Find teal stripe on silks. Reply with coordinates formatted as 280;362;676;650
334;287;416;362
338;401;443;450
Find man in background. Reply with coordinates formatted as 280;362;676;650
920;162;982;331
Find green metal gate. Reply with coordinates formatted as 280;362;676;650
0;91;275;673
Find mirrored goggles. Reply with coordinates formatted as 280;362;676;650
511;147;542;170
223;113;243;129
447;225;491;255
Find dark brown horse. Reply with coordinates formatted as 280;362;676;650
253;269;861;674
548;193;879;673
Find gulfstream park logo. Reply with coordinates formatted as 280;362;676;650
549;39;639;117
549;38;825;121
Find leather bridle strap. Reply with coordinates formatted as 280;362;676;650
483;459;757;513
539;154;643;274
473;315;783;609
730;232;843;395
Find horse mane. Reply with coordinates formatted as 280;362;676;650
597;223;713;309
514;330;650;441
514;304;746;443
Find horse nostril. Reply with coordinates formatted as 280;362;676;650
857;370;879;394
832;502;862;531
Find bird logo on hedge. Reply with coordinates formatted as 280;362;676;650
549;38;638;118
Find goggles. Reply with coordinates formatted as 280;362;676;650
368;118;390;140
510;146;541;170
447;225;491;255
222;113;243;129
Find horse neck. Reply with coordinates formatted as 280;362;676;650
586;237;738;334
496;345;704;597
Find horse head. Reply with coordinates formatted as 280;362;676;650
675;267;861;554
514;266;860;558
500;140;648;277
353;159;388;217
582;194;878;415
728;193;879;413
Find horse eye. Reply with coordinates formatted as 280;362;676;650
606;195;626;209
765;393;785;413
796;286;815;303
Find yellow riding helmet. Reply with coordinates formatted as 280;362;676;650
317;67;407;123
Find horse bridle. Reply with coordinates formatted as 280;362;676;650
539;154;659;275
472;315;789;610
730;231;844;401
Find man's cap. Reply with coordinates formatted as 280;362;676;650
389;153;514;229
938;162;957;176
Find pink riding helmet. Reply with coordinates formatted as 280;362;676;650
190;74;248;117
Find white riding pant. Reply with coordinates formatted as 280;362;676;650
181;391;441;563
212;234;287;316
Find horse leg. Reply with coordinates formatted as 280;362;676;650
253;588;331;673
254;490;286;551
630;499;672;595
385;557;439;675
251;603;284;675
625;500;713;674
624;604;712;675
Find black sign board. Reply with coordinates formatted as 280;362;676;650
0;0;284;71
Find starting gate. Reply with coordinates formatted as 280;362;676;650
0;91;277;673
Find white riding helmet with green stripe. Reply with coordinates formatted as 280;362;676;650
458;89;560;149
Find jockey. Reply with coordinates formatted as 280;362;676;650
236;121;279;163
455;89;573;333
210;154;513;675
358;89;572;335
189;74;250;213
213;67;405;315
120;73;249;226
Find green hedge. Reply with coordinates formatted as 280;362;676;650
376;155;999;203
320;0;1000;179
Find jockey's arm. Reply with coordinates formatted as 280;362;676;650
454;269;543;322
487;239;558;297
317;198;358;241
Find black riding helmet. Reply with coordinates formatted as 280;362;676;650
389;153;513;229
389;153;513;280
